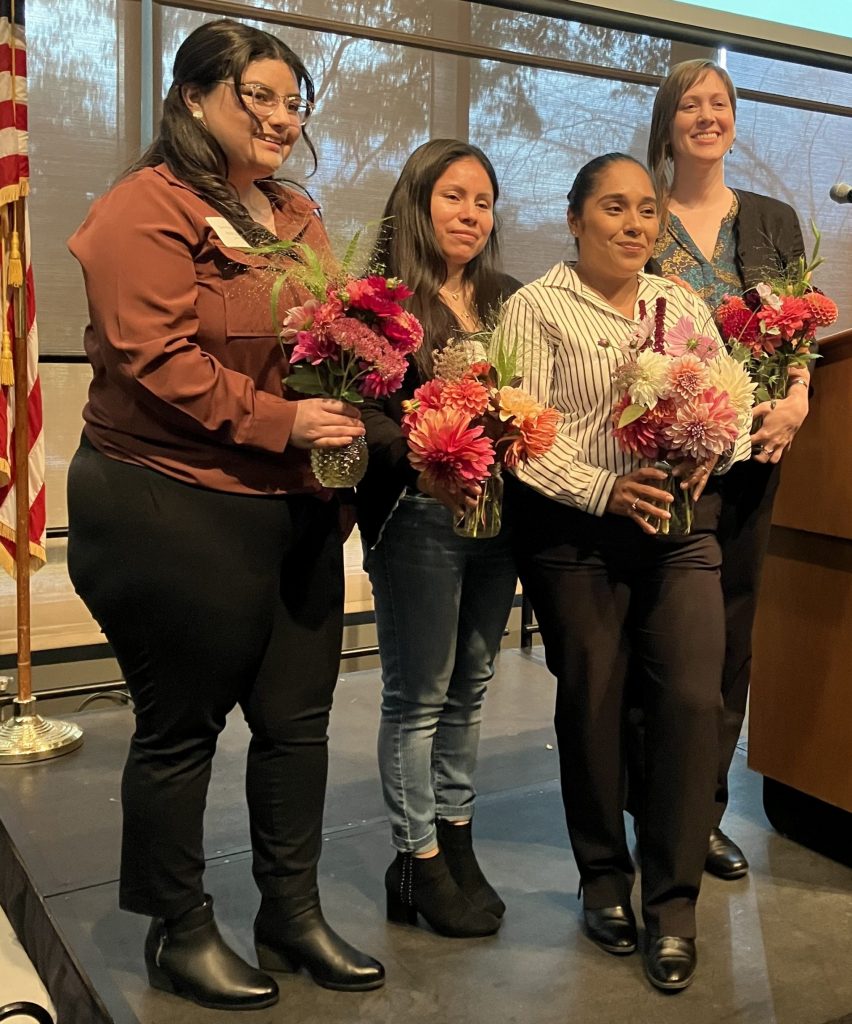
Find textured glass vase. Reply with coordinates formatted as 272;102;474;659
310;436;368;488
652;459;694;536
453;466;503;539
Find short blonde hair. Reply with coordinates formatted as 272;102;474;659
647;59;737;217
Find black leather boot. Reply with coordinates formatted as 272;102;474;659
436;818;505;918
145;896;278;1010
254;902;384;991
385;850;501;937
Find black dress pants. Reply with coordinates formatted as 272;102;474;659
67;439;343;920
714;459;781;825
513;483;723;937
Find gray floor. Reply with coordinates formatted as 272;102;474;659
1;647;851;1024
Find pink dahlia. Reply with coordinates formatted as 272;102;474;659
290;328;340;366
280;299;321;341
666;354;710;401
407;407;495;485
663;387;739;461
382;310;424;355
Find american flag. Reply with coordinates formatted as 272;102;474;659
0;0;45;577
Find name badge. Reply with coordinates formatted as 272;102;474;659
206;216;251;250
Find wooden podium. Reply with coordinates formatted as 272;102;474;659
749;328;852;858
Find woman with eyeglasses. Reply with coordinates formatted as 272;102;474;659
66;19;382;1011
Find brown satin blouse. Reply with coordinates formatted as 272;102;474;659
68;164;332;496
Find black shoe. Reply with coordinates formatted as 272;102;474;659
705;828;749;880
254;903;384;992
436;818;506;918
583;905;638;955
643;935;697;991
145;896;278;1010
385;851;501;937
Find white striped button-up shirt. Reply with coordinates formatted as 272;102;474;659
500;263;751;516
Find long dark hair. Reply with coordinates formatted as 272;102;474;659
371;139;503;379
128;19;316;244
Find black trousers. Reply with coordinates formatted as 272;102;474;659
512;481;723;937
67;440;344;920
714;459;781;824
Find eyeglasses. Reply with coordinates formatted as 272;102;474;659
219;81;314;125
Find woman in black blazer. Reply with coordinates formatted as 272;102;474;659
645;58;809;881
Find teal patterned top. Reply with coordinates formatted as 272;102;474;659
653;193;744;312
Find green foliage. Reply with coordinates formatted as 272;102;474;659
617;403;647;428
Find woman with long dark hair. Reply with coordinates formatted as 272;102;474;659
647;59;808;880
67;18;383;1010
357;139;519;938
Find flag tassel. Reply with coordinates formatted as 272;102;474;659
8;228;23;287
0;328;13;386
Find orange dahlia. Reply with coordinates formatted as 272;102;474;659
803;290;839;327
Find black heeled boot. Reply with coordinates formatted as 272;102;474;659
436;818;505;918
385;850;501;937
254;902;384;991
144;896;278;1010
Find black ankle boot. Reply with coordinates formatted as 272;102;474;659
385;851;501;937
145;896;278;1010
254;902;384;991
436;818;505;918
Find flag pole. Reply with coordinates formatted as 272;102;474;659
0;3;81;762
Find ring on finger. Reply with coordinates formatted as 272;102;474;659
765;447;775;455
630;498;639;513
753;444;765;453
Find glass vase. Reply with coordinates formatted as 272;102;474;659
310;436;368;488
650;459;693;537
453;466;503;539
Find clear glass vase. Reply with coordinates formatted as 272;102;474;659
453;466;503;539
310;436;368;488
649;459;693;536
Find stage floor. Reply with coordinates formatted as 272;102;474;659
1;648;851;1024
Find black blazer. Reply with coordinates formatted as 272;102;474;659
647;188;805;286
356;273;522;549
731;188;805;286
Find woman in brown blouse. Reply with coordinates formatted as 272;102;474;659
67;19;382;1011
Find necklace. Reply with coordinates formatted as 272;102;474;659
439;284;479;329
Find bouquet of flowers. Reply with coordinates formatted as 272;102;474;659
606;298;755;534
401;334;560;538
257;232;424;487
714;228;838;401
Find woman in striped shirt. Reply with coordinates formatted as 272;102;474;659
501;152;749;992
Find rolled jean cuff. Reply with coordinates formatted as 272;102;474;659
435;804;474;822
392;825;438;855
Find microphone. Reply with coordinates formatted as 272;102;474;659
830;182;852;203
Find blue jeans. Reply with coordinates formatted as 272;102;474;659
365;493;517;853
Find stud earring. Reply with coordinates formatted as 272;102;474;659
193;110;206;126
